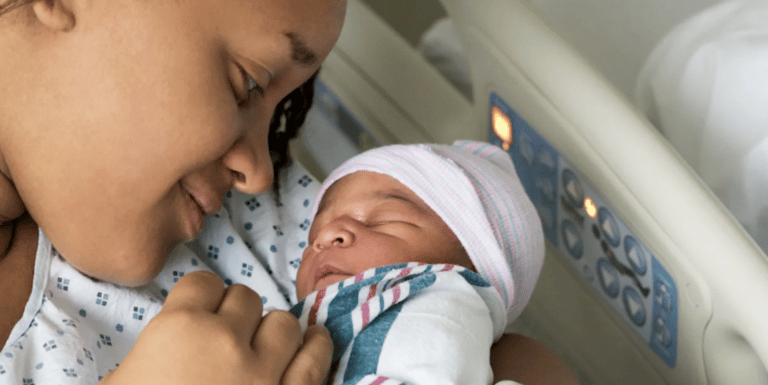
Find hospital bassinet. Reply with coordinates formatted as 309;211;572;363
291;0;768;383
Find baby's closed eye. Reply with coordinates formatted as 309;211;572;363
364;212;418;229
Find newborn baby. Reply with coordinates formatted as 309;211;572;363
291;141;545;384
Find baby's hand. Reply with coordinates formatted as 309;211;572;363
100;270;333;385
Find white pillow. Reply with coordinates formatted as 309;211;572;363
634;0;768;253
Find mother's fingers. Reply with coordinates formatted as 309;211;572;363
162;270;226;313
216;283;264;339
281;325;334;385
252;310;304;380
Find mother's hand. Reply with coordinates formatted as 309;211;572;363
100;271;333;385
491;333;579;385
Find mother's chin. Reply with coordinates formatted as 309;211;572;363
51;231;178;288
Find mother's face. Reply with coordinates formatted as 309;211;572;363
1;0;345;285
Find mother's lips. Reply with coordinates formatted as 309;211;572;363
181;181;223;216
180;182;205;240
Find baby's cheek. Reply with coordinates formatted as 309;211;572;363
294;249;313;299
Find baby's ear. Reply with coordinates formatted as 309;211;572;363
31;0;75;32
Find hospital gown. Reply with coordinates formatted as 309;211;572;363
291;262;506;385
0;162;318;384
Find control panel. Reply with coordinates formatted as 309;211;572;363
488;93;678;368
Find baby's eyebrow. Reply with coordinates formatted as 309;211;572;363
315;197;329;217
374;191;426;213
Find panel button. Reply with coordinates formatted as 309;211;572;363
561;220;583;260
536;177;556;202
624;236;647;276
597;259;620;298
654;317;673;348
561;169;584;208
623;286;646;327
598;207;621;247
519;133;535;165
655;279;673;312
537;149;557;174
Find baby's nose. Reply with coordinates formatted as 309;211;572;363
313;220;356;250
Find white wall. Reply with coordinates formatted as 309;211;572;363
521;0;724;97
361;0;725;99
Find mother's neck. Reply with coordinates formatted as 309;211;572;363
0;215;38;347
0;221;12;262
0;172;24;262
0;9;28;225
0;173;24;225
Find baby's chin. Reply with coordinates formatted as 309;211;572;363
315;273;352;291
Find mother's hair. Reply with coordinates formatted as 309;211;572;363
269;70;319;195
0;0;31;16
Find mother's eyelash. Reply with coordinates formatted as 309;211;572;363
235;63;265;106
245;71;266;98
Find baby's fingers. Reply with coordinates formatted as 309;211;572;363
162;270;226;313
281;325;334;385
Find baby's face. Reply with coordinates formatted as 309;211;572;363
295;171;475;300
1;0;345;285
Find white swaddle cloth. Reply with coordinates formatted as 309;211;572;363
291;262;505;385
635;0;768;253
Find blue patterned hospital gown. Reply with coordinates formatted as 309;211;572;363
0;162;319;384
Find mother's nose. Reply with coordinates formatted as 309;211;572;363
221;133;273;195
312;219;357;251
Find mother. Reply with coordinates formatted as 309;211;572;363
0;0;575;383
1;0;343;381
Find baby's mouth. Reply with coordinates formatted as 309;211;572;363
313;263;350;290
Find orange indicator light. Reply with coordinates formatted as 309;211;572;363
584;197;597;218
492;105;513;150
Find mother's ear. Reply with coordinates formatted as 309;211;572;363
31;0;75;32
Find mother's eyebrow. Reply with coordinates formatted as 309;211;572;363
284;32;318;67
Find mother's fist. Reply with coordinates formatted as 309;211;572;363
101;271;333;385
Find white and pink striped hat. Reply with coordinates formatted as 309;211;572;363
312;141;545;323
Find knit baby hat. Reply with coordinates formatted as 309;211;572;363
311;140;545;324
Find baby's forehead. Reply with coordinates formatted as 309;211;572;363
315;170;423;215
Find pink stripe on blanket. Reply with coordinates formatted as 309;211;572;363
392;285;401;303
361;300;371;327
369;376;389;385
